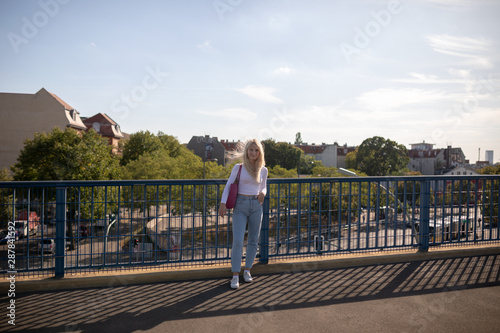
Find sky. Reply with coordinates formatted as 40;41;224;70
1;0;499;164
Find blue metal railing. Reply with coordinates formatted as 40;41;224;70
1;175;499;278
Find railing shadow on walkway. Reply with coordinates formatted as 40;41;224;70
3;254;499;333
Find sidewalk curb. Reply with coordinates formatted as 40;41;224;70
2;246;499;294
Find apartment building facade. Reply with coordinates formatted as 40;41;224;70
0;88;87;171
407;141;466;175
81;113;126;153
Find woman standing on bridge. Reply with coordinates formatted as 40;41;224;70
219;139;268;289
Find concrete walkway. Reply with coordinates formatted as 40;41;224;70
1;247;500;333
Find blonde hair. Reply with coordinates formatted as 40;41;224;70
233;139;265;182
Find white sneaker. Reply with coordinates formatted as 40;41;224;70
243;270;253;283
230;276;239;289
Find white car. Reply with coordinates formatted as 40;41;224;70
38;239;55;254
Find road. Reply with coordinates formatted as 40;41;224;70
1;251;499;333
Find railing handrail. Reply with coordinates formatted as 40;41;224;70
1;174;499;278
1;174;498;187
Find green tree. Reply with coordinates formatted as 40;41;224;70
262;139;302;171
121;135;228;217
120;130;163;166
478;164;500;225
351;136;409;176
12;128;121;181
298;155;322;175
122;147;205;180
478;165;500;175
157;131;184;158
0;169;13;229
345;150;357;170
268;165;299;178
11;128;121;248
310;165;344;178
0;168;12;181
294;132;303;144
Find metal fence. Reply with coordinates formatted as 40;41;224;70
1;175;499;278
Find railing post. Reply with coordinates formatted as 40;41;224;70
55;187;66;278
259;194;270;264
419;180;431;252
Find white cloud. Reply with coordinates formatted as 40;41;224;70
356;88;447;111
395;72;461;85
426;34;494;68
235;85;283;104
273;67;296;75
395;70;479;86
267;14;292;31
197;40;213;53
196;108;257;121
417;0;498;10
447;68;472;78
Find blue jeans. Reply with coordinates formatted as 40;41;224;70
231;195;263;273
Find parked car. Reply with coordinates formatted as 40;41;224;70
38;239;55;254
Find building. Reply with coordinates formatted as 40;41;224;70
336;144;357;169
294;143;338;168
220;139;240;165
186;135;225;166
81;113;126;153
443;166;479;176
294;143;357;169
485;150;494;165
0;88;87;171
408;141;466;175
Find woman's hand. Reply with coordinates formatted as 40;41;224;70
218;203;227;218
257;192;265;205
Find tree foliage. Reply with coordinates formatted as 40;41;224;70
120;133;230;216
294;132;303;144
349;136;409;176
478;165;499;224
262;139;302;171
298;154;322;175
0;169;13;225
0;168;12;181
310;165;354;177
268;165;298;178
10;128;121;244
120;132;226;180
12;128;121;181
478;165;500;175
120;130;163;166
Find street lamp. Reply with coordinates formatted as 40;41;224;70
338;168;357;177
103;214;118;265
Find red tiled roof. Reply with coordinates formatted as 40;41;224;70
83;113;118;125
82;113;124;138
49;92;75;111
409;149;440;158
220;140;239;151
296;145;327;154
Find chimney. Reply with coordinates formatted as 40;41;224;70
447;146;452;168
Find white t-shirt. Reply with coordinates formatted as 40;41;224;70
221;164;268;204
